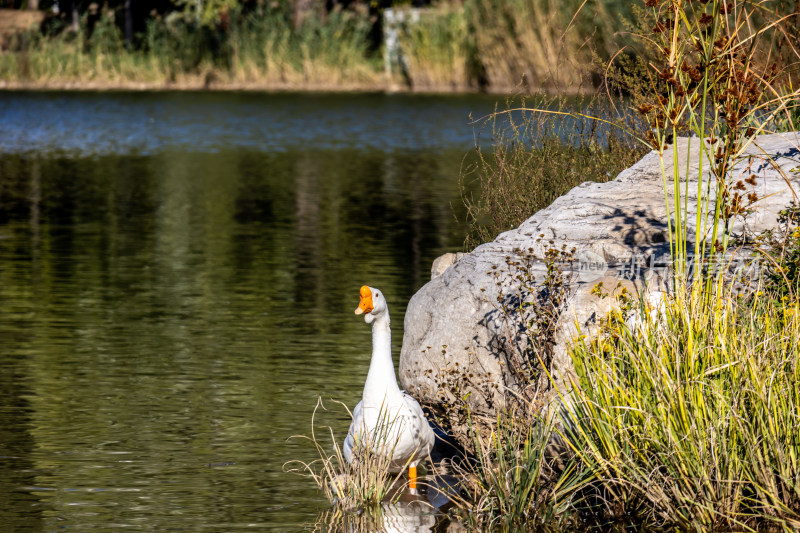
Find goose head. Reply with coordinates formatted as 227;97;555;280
354;285;387;324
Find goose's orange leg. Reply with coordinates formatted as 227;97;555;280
408;465;418;490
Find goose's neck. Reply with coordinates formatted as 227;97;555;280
363;313;401;408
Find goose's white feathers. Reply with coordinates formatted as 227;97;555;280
343;286;435;472
343;392;434;472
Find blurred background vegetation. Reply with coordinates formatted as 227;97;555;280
2;0;795;92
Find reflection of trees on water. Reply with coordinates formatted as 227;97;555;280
0;262;43;530
0;148;468;340
280;148;468;325
293;153;325;319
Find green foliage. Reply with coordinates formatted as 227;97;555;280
462;0;591;91
427;242;577;433
390;0;638;92
227;5;377;84
428;245;586;528
448;1;800;530
0;3;379;87
491;243;575;395
0;0;645;91
173;0;239;28
4;0;798;94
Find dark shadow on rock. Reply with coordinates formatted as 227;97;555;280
604;207;668;249
755;146;800;173
773;146;800;159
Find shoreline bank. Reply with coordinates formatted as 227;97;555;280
0;78;585;95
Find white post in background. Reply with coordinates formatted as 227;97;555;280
382;7;421;80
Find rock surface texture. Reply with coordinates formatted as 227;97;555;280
400;133;800;415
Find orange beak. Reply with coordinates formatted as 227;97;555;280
354;285;374;315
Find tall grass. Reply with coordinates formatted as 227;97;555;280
0;16;170;85
446;0;800;529
462;94;647;248
474;0;800;264
0;5;381;89
225;7;379;87
464;0;592;92
426;245;590;528
446;408;587;529
557;0;800;527
396;0;629;92
625;0;799;288
565;289;800;529
398;3;471;92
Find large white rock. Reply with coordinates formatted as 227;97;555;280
399;133;800;415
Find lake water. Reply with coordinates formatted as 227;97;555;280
0;91;502;531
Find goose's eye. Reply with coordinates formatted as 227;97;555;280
376;292;380;298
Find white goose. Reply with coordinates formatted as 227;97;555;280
343;285;435;490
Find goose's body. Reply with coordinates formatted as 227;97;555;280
344;286;435;484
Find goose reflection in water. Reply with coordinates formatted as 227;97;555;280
314;474;464;532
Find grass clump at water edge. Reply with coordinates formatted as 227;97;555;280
283;397;405;512
441;407;590;530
